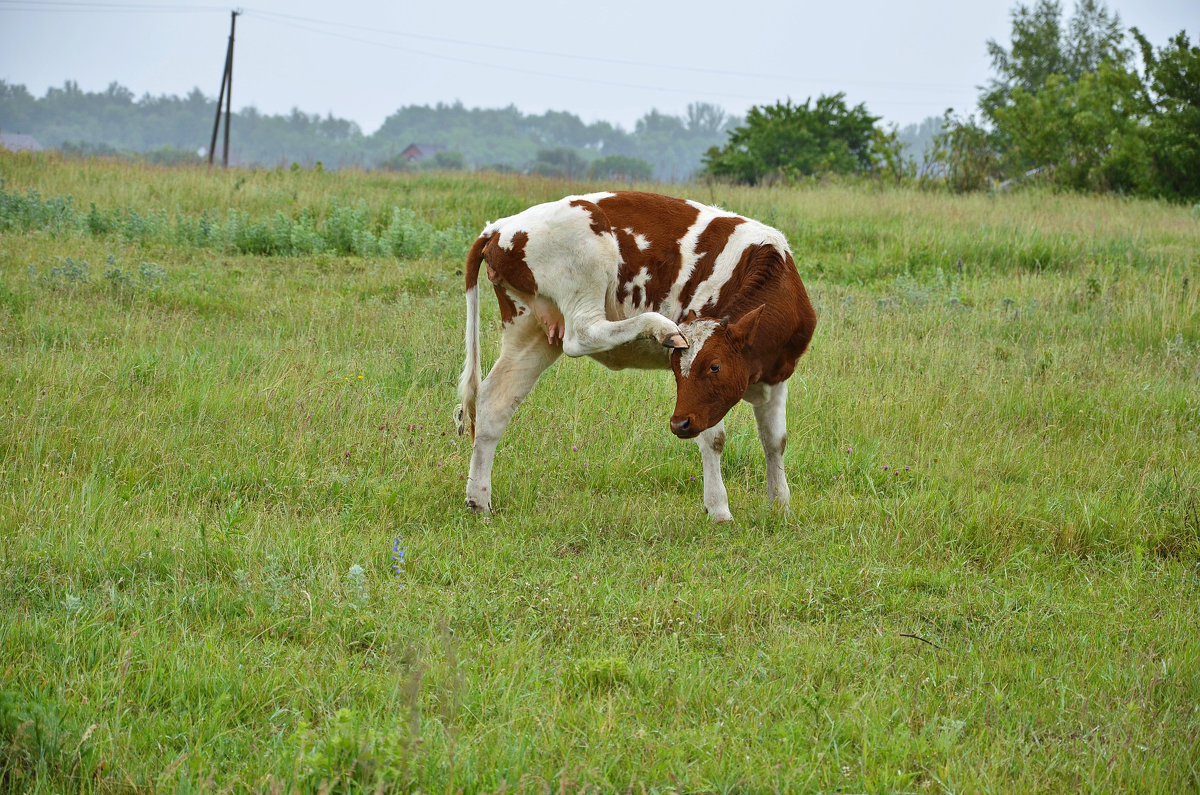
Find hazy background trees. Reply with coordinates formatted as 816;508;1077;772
0;85;734;181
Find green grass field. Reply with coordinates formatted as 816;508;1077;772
1;153;1198;792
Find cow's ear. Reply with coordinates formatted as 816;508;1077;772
683;309;699;324
729;305;765;349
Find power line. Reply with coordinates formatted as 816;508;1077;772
246;13;962;108
244;13;771;104
2;0;972;113
0;1;225;11
1;0;972;94
241;6;970;93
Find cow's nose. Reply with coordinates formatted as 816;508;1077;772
670;417;692;437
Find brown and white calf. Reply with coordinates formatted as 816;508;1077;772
456;191;817;521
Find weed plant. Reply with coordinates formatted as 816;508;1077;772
1;152;1198;792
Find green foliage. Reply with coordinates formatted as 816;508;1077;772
981;0;1128;124
0;184;468;261
587;154;654;182
426;150;465;171
0;186;75;233
569;657;631;693
868;125;916;185
292;709;415;791
1;82;734;180
703;95;881;185
1132;29;1200;201
929;112;1000;192
993;62;1150;191
1;690;99;787
529;147;587;179
934;0;1200;200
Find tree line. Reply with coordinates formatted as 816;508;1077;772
701;0;1198;201
0;81;742;182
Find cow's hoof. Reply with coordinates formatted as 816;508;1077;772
662;333;688;349
705;505;734;524
466;498;491;514
453;404;466;436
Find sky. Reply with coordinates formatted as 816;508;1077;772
0;0;1195;134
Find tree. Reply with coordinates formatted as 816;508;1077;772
993;63;1148;191
530;147;587;179
936;112;1001;193
702;95;879;185
1132;29;1200;200
587;154;653;182
962;0;1199;199
981;0;1128;125
684;102;727;135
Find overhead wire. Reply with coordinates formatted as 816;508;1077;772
241;6;968;92
241;11;771;104
1;0;970;110
0;1;226;12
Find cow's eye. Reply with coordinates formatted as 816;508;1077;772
709;363;721;373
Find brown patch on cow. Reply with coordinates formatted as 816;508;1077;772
678;215;745;311
670;243;817;436
464;234;489;291
483;230;537;295
704;247;817;386
493;284;522;325
779;433;787;454
597;192;700;311
710;431;726;454
568;199;609;236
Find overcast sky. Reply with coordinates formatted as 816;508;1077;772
1;0;1194;133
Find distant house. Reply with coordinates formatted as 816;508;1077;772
0;133;43;153
399;143;446;163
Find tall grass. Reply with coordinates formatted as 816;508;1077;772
1;152;1198;792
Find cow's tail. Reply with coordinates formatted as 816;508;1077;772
455;234;489;440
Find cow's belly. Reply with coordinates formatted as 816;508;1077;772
587;338;671;371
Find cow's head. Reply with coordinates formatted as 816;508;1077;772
669;306;765;438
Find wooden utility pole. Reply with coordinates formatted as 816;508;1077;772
208;10;239;167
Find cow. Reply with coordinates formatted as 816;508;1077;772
455;191;817;522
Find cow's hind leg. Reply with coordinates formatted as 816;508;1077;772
466;314;561;513
695;420;733;523
745;381;790;508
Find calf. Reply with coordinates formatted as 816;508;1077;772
456;191;816;521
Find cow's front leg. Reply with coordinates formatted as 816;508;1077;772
466;315;561;513
746;381;790;508
695;420;733;523
561;308;686;358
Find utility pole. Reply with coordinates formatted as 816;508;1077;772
208;10;239;167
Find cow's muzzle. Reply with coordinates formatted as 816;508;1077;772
670;417;698;438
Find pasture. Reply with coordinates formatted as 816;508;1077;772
1;152;1198;792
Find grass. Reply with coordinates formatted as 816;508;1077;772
1;151;1198;792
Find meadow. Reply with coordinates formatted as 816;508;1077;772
1;152;1198;792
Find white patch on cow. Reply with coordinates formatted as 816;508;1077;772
483;192;614;251
623;266;653;312
677;319;719;377
657;202;741;318
684;220;791;314
631;230;650;251
572;191;618;203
